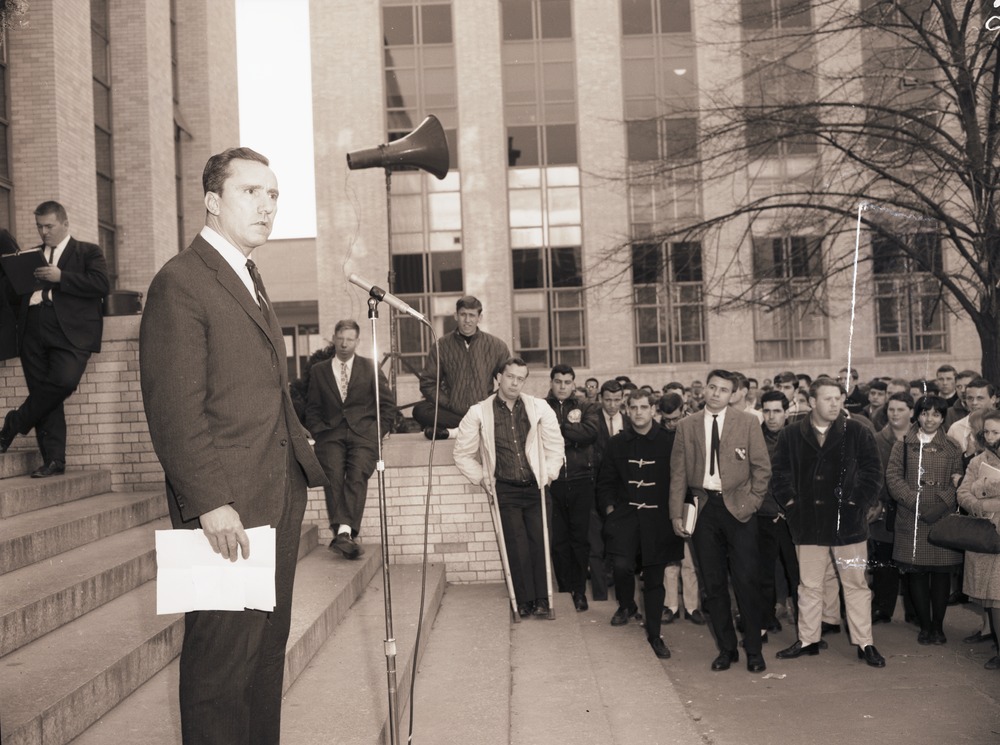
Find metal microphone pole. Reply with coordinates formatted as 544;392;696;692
366;295;400;745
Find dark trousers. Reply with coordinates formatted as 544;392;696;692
17;304;91;462
412;400;463;429
179;457;308;745
496;482;548;604
588;509;609;601
692;495;763;655
549;478;593;595
868;539;899;619
906;569;951;633
314;424;377;534
758;514;799;624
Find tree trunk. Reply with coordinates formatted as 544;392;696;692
978;314;1000;384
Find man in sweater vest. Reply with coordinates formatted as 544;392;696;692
414;295;509;440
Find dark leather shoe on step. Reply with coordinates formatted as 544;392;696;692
31;460;65;478
517;602;534;618
746;652;766;673
572;592;588;612
857;644;886;667
776;640;821;659
423;426;449;441
711;650;738;671
649;636;671;659
533;599;551;618
821;622;841;635
328;533;361;559
611;605;637;626
662;607;676;623
0;410;18;453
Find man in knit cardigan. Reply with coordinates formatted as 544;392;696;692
414;295;509;440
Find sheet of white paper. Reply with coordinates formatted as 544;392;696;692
155;526;276;615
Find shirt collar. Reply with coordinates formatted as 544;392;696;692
201;225;253;276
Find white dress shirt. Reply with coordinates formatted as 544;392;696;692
604;411;623;437
200;226;258;306
702;407;727;491
29;234;70;306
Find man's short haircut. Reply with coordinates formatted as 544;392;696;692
333;319;360;335
664;381;685;393
622;382;638;392
889;377;909;389
599;380;623;395
760;390;789;409
658;392;684;414
615;375;633;385
748;377;759;387
936;364;957;376
706;369;737;388
34;200;68;222
839;367;859;380
456;296;483;313
639;384;654;394
809;376;845;398
731;371;750;391
958;369;980;381
887;392;915;409
202;147;269;195
773;371;798;387
628;390;657;407
966;377;997;397
497;356;529;376
868;380;888;392
550;363;575;380
585;377;598;386
912;395;949;423
796;373;813;386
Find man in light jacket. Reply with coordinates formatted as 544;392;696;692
453;356;564;617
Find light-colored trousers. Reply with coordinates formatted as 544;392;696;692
665;542;699;613
796;542;873;648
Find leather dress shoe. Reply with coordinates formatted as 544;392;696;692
533;599;551;618
31;460;65;478
649;636;671;659
871;610;892;625
685;609;706;625
711;650;739;671
776;640;821;659
0;410;18;453
963;630;995;644
917;629;933;645
930;629;947;645
947;591;969;606
328;533;361;560
746;652;767;673
611;605;638;626
857;644;886;668
423;426;449;441
662;607;676;623
517;601;535;618
985;655;1000;670
572;592;588;612
765;618;783;633
821;622;841;635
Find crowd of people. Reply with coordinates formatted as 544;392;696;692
441;352;1000;674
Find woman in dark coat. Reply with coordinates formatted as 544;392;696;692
886;395;964;645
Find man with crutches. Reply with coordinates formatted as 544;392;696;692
453;356;564;620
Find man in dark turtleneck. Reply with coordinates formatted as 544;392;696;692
413;295;509;439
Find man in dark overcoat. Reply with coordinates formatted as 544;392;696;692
597;390;684;659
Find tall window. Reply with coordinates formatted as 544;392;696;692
740;0;818;158
92;0;116;286
382;0;462;375
0;39;12;230
621;0;704;364
871;231;947;354
752;235;829;360
631;241;706;364
171;0;186;250
502;0;585;367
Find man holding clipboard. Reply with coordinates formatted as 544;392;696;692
0;202;108;477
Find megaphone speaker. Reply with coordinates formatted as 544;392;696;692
346;115;450;180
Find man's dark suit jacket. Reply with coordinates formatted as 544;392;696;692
304;354;396;442
140;234;326;532
19;238;109;353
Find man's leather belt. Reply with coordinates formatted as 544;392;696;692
705;489;723;498
496;478;537;488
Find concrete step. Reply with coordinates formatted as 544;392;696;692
0;470;113;519
279;562;447;745
0;517;171;656
0;490;166;575
0;523;321;745
66;545;383;745
0;448;44;480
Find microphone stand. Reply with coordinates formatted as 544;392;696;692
365;294;401;745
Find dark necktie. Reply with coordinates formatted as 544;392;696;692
42;246;55;303
710;414;720;477
245;259;269;311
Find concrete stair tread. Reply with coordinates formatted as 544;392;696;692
0;449;44;480
281;562;446;745
67;547;387;745
0;470;113;519
0;490;166;575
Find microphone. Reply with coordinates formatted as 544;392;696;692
348;273;429;325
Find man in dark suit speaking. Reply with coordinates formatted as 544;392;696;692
140;147;327;744
305;318;396;559
0;202;109;477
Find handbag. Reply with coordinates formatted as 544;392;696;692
928;512;1000;554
